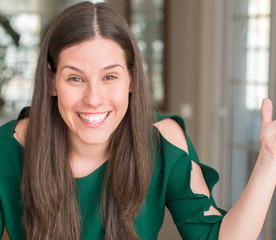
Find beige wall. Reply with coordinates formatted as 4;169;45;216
108;0;129;19
166;0;215;167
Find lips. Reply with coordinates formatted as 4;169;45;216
78;112;109;124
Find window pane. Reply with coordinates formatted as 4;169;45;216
246;85;268;110
246;50;269;83
0;12;40;113
248;0;271;16
247;17;270;48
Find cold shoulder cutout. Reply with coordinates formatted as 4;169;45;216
154;118;189;153
13;118;28;147
13;107;30;147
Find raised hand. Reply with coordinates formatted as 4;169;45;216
259;98;276;160
219;98;276;239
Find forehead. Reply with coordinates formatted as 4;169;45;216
58;37;126;68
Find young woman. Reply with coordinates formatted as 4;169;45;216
0;2;276;239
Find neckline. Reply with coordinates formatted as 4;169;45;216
75;160;107;181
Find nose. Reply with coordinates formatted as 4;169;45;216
82;82;103;108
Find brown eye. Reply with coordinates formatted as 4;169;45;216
104;75;117;81
68;76;83;82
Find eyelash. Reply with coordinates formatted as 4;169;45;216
104;75;117;81
68;75;117;82
68;76;83;82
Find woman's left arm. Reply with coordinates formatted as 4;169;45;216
219;98;276;240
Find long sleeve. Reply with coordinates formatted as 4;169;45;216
166;151;226;239
155;113;227;239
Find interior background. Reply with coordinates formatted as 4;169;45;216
0;0;275;239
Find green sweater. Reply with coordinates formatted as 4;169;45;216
0;109;226;239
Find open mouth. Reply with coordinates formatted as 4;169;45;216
78;112;109;124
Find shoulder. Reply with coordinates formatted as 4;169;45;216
0;107;29;154
0;118;28;148
154;113;188;153
0;119;16;142
13;118;28;147
6;107;29;147
0;119;23;184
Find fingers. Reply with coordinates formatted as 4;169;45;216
261;98;273;124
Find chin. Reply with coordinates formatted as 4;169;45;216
80;133;111;146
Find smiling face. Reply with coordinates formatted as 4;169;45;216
52;37;131;150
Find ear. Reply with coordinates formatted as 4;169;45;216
48;63;57;96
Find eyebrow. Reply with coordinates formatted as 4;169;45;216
61;64;125;73
61;65;84;73
103;64;125;70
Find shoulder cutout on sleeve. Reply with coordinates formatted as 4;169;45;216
154;118;189;153
13;118;28;147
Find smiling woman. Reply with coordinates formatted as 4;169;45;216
52;38;131;150
51;38;132;177
0;1;276;240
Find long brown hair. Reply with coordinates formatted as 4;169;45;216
21;2;154;239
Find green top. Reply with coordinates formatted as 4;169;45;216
0;108;226;239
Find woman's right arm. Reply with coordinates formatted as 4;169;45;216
218;99;276;239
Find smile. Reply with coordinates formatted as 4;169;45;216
78;112;109;123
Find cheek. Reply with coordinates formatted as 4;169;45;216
112;87;130;108
58;91;71;108
56;88;79;115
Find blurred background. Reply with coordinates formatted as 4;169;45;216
0;0;276;239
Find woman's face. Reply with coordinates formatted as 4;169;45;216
52;37;131;149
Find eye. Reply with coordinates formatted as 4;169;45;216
103;75;117;81
68;76;83;82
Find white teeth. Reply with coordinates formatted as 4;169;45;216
78;112;108;123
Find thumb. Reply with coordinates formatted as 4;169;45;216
261;98;273;124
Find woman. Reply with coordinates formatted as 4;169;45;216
0;2;275;239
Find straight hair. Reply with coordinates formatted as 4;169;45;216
21;2;154;239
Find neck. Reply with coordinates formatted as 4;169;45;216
69;137;109;178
